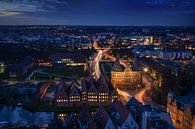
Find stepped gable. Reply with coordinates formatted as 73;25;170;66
81;79;87;92
69;79;81;95
96;75;109;92
112;55;123;72
55;79;69;97
88;76;98;93
124;62;132;72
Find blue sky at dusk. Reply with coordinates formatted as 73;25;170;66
0;0;195;26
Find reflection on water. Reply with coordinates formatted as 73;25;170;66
0;106;54;127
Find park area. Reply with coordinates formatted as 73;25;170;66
31;67;88;81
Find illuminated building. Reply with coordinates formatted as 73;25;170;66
0;61;5;74
51;52;87;70
167;93;195;129
54;76;118;108
149;36;153;44
56;97;174;129
111;57;141;88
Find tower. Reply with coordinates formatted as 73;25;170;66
111;56;141;88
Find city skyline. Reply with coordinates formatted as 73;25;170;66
0;0;195;26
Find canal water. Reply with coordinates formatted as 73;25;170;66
0;106;54;127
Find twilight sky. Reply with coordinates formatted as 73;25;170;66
0;0;195;26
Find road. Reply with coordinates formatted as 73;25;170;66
117;88;132;104
134;87;146;104
92;41;163;108
134;87;163;108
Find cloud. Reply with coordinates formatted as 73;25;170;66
0;0;68;17
0;11;21;17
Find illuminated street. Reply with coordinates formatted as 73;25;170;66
0;2;194;127
134;87;146;104
117;88;132;104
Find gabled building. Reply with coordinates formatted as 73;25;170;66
53;96;175;129
167;95;195;129
109;99;139;129
126;96;174;129
54;76;118;108
97;76;110;106
69;80;81;107
55;80;69;107
87;77;98;106
126;97;143;126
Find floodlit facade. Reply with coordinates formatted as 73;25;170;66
55;77;118;108
51;52;87;70
0;61;5;74
167;94;195;129
111;57;141;88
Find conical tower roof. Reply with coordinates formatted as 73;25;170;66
112;54;123;72
131;56;139;71
124;62;132;72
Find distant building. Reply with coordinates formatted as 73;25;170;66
167;94;195;129
111;57;141;88
134;48;192;61
54;76;118;108
142;28;150;34
0;61;5;74
51;51;87;70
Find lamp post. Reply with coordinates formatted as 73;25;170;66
143;67;148;73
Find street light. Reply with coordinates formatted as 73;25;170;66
143;68;148;72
